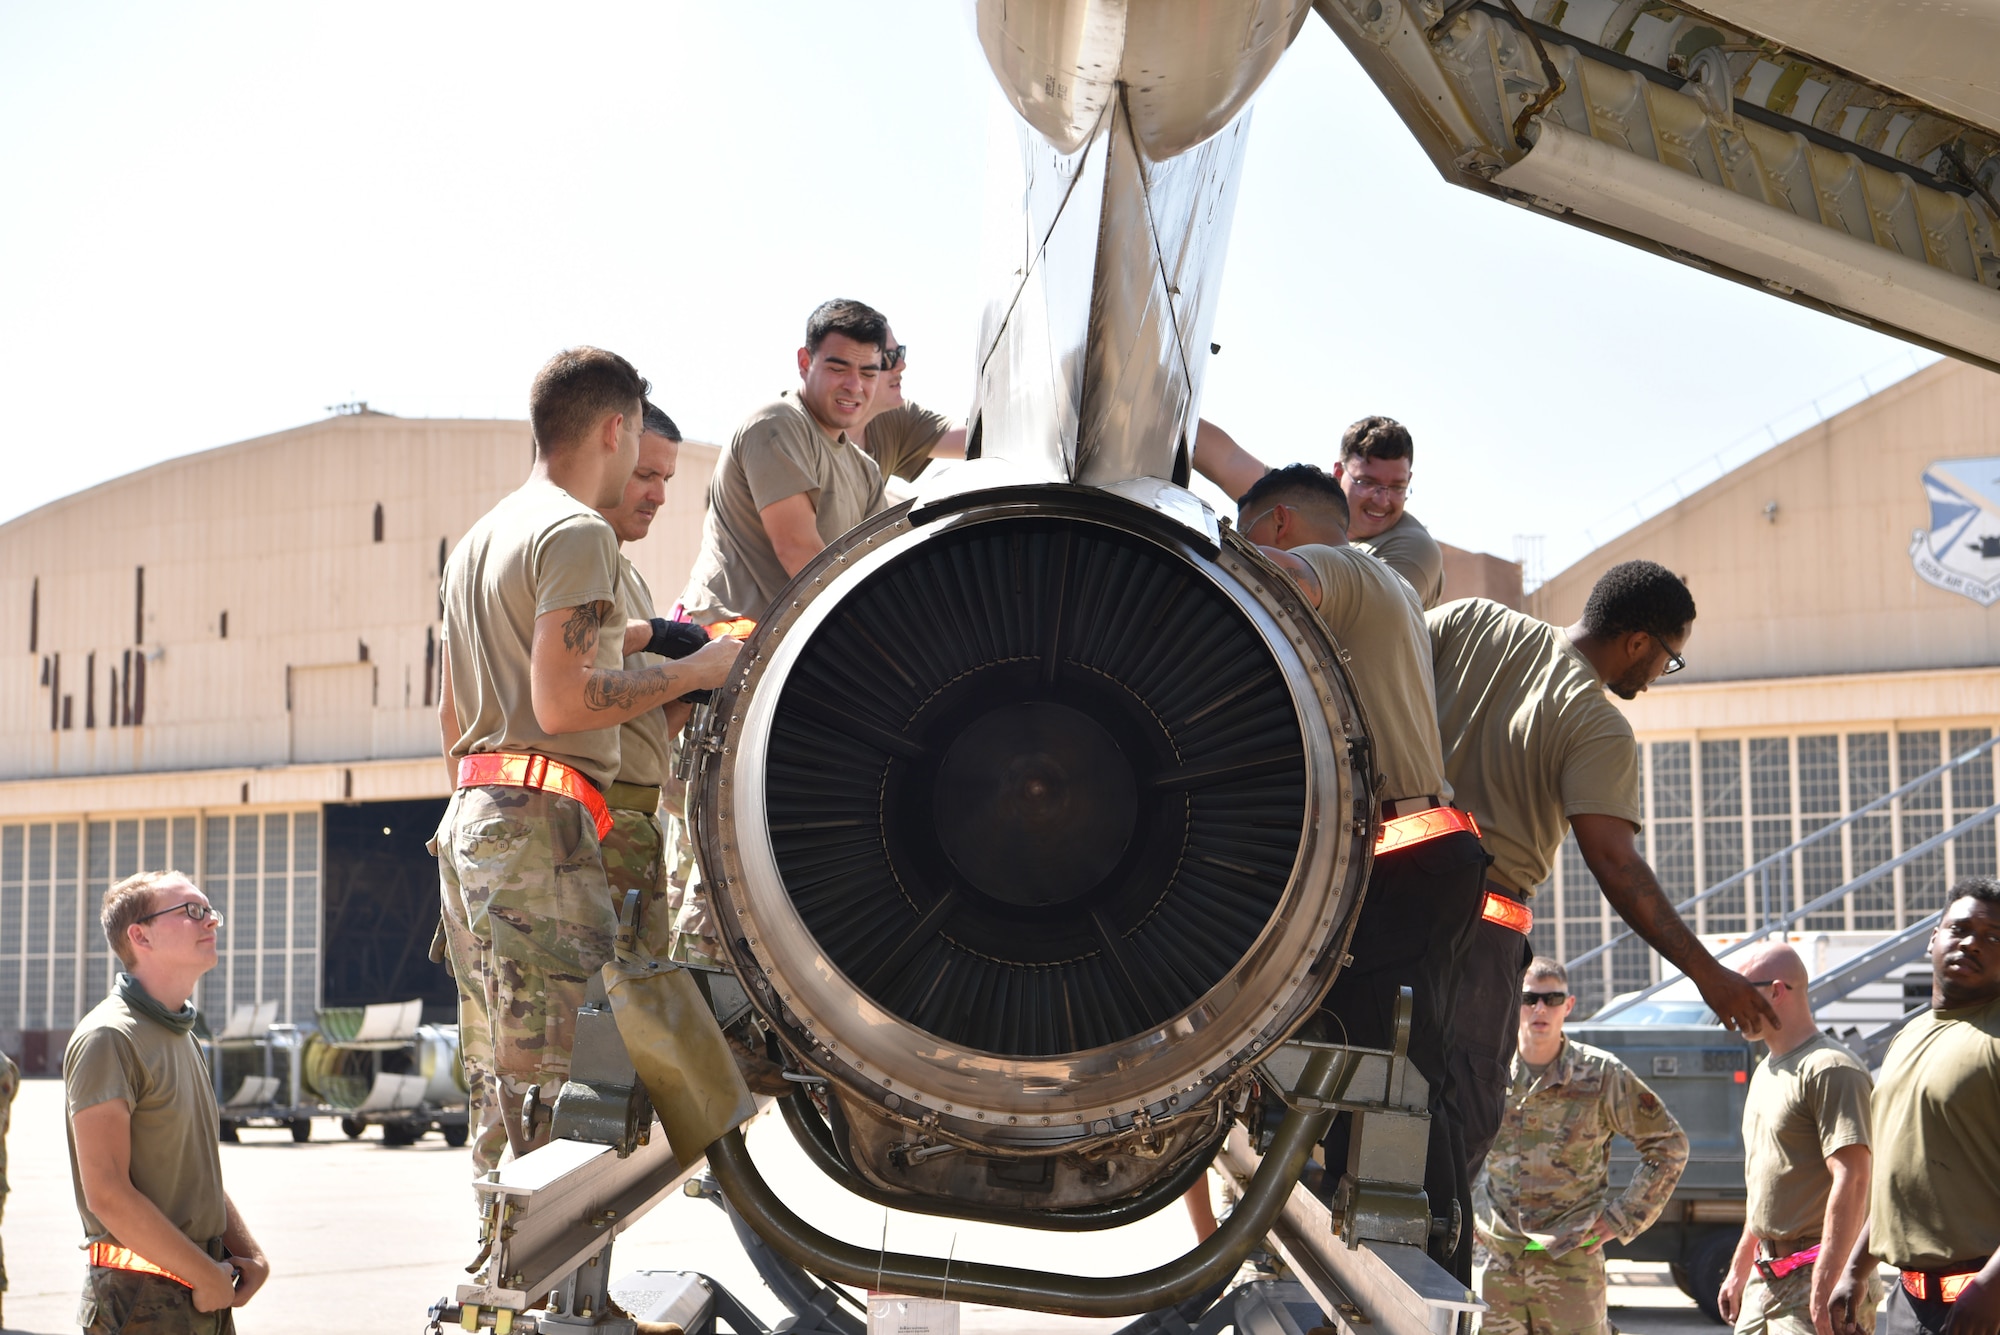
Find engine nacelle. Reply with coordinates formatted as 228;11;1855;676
692;482;1373;1216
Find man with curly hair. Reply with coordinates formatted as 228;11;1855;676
1430;561;1778;1189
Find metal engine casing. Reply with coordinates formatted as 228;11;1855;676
691;481;1374;1213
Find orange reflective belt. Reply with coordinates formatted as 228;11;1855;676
1903;1268;1981;1303
1374;805;1481;856
1481;892;1534;936
87;1243;190;1287
457;752;613;841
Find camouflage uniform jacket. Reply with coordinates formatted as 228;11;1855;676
1475;1038;1689;1259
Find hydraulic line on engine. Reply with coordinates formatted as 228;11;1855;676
705;1048;1356;1318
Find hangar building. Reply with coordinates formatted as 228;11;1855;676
1529;358;2000;1010
0;411;717;1069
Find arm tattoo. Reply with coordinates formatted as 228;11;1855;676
584;664;671;713
561;603;602;655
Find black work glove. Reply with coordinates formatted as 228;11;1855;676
646;618;711;660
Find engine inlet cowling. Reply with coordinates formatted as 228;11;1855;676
694;484;1371;1213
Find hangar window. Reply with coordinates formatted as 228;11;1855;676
85;653;95;728
373;503;384;543
1799;735;1844;929
1848;733;1894;930
220;611;228;639
1749;737;1793;924
1900;731;1946;917
1551;727;2000;1006
1950;728;1996;881
1701;740;1745;932
133;567;144;646
28;577;36;653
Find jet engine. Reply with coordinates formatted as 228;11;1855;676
690;480;1374;1219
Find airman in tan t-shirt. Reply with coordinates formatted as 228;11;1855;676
1427;569;1776;1195
679;390;885;623
1426;598;1642;896
1241;469;1489;1283
442;475;626;787
1289;542;1449;804
681;303;901;624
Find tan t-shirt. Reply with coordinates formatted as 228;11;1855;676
1353;510;1445;610
1743;1033;1873;1244
1292;544;1450;806
442;476;626;788
863;402;953;481
1869;993;2000;1268
1427;598;1642;894
614;556;670;789
64;989;227;1248
679;391;888;623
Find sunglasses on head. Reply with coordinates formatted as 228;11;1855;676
1521;990;1569;1008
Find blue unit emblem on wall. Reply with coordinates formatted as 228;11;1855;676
1911;458;2000;606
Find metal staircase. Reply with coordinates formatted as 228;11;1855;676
1581;733;2000;1065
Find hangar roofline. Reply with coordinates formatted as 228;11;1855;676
0;411;528;535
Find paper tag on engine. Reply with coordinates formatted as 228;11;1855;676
868;1295;960;1335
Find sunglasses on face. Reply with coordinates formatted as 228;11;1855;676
1521;991;1569;1008
136;901;224;927
884;343;907;371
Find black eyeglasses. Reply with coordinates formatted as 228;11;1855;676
136;901;224;927
1653;632;1686;675
884;343;907;371
1521;990;1569;1007
1743;978;1786;992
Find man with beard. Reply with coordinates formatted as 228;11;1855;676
1429;562;1777;1191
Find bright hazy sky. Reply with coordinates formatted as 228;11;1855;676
0;3;1941;577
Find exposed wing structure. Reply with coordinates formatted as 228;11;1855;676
1314;0;2000;367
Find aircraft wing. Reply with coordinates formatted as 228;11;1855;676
1313;0;2000;369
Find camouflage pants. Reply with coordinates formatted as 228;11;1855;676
1478;1243;1609;1335
660;793;718;966
602;802;680;964
77;1267;235;1335
1736;1260;1879;1335
438;785;615;1174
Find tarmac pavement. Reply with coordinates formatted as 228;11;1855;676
3;1077;1718;1334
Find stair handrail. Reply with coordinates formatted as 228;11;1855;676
1566;732;2000;975
1803;910;1942;1011
1590;798;2000;1019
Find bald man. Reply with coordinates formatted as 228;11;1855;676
1719;942;1878;1335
